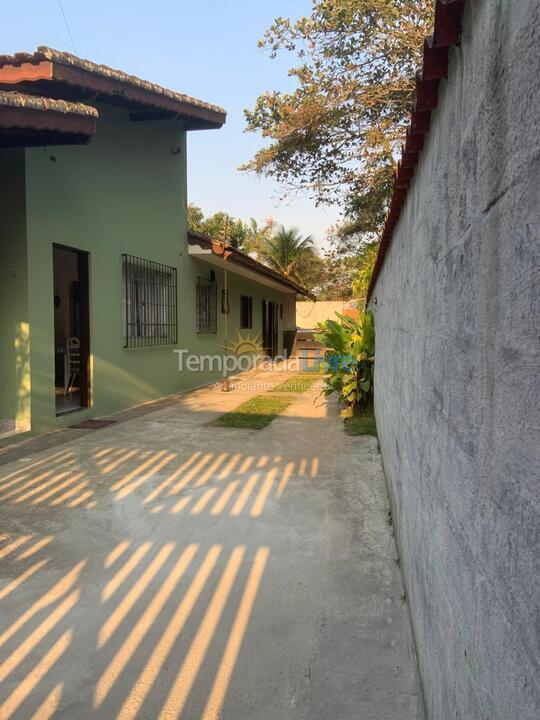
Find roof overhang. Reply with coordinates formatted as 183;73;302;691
187;231;314;298
0;91;97;147
0;47;226;131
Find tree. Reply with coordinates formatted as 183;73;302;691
187;204;249;250
243;0;432;234
292;251;324;293
351;242;378;298
323;224;379;301
257;226;316;284
187;203;204;232
244;217;276;256
187;206;324;293
309;253;362;300
201;212;249;249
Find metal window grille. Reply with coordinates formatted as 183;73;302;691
240;295;253;329
122;254;177;348
196;276;217;334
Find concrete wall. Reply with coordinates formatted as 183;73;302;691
296;299;359;329
0;104;291;442
369;2;539;719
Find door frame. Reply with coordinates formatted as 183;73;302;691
262;300;279;358
53;244;91;410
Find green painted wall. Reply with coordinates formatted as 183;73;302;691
0;149;31;434
188;257;288;367
2;104;291;443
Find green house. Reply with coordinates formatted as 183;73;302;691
0;47;310;445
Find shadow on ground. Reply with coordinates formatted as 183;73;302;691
0;373;425;720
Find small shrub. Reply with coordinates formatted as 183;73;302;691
315;310;375;414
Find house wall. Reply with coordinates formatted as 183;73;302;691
188;257;289;364
0;149;31;435
369;2;539;719
16;104;291;439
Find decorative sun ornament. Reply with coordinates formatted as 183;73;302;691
222;330;264;357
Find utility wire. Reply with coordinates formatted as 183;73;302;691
57;0;78;55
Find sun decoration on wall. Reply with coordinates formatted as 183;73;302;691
222;331;264;357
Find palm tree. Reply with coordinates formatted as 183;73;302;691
243;217;275;255
258;226;315;283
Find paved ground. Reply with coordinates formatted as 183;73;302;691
0;368;425;720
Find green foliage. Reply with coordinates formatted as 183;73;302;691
350;242;378;298
213;395;292;429
187;203;205;231
257;225;316;285
188;205;324;292
315;310;375;413
245;217;276;255
188;203;377;299
293;253;326;294
344;411;377;437
242;0;432;240
321;231;379;300
187;204;250;250
340;165;395;239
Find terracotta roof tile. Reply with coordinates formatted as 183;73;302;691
0;90;98;117
187;231;314;299
0;46;225;118
366;0;465;304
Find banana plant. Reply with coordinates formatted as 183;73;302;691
314;310;375;413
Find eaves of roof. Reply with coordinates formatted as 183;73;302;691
0;90;97;117
0;46;226;130
0;90;97;145
187;231;315;299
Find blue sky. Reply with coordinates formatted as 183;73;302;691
1;0;340;248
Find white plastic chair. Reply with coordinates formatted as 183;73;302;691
64;337;81;395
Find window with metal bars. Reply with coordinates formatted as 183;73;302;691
240;295;253;329
122;254;177;348
196;276;217;334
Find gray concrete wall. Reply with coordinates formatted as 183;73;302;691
369;1;540;718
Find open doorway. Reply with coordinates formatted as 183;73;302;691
53;245;90;415
262;300;279;358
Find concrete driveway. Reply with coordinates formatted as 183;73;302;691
0;370;425;720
